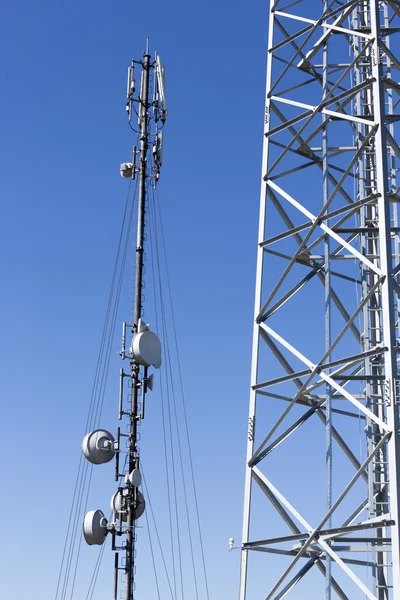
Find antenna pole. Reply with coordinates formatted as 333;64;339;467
125;49;151;600
82;41;167;599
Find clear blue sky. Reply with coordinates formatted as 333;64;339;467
0;2;374;599
0;1;269;599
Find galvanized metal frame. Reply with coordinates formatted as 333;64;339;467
240;1;400;598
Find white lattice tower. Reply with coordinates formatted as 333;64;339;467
240;2;400;599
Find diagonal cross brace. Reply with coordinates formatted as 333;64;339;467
253;432;391;599
260;322;389;432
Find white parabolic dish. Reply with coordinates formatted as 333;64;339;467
82;429;115;465
131;331;162;368
83;509;107;546
111;489;145;521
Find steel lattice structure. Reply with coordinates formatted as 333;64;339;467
240;1;400;599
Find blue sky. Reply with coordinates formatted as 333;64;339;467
0;2;379;599
0;1;269;599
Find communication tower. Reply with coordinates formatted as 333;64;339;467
240;2;400;599
81;41;167;600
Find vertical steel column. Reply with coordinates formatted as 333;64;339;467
322;10;332;597
239;5;275;598
354;6;385;594
370;2;400;594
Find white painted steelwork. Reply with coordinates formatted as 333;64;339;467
240;2;400;599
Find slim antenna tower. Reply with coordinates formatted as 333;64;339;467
81;41;167;600
240;2;400;599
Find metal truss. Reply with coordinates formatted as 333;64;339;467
240;1;400;599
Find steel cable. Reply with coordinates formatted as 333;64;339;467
84;452;129;600
161;292;200;600
68;181;138;598
153;235;187;600
85;541;106;600
59;141;211;600
142;470;162;600
153;186;210;600
68;188;136;599
55;172;139;600
148;204;178;599
148;181;202;599
141;462;176;600
149;184;199;598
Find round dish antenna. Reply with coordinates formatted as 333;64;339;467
128;468;142;488
82;429;115;465
131;331;162;368
111;488;145;521
83;509;108;546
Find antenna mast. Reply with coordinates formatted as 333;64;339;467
240;2;400;599
81;41;167;600
125;43;150;600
